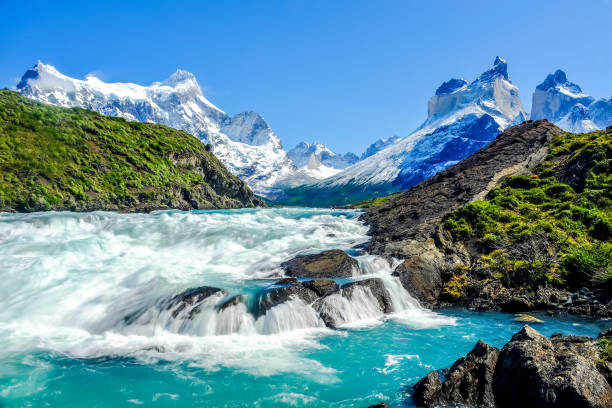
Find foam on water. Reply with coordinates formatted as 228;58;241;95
0;208;452;379
3;209;602;407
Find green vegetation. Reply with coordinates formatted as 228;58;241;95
349;192;401;208
443;128;611;291
0;90;259;212
600;338;612;363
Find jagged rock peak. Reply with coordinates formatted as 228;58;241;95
477;56;509;82
435;78;468;95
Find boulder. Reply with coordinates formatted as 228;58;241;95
367;403;390;408
281;250;359;278
302;279;340;297
413;340;499;408
217;295;244;311
166;286;224;318
392;259;443;304
493;326;612;408
258;282;319;314
412;325;612;408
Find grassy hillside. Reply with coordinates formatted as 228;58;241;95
443;128;611;292
0;90;264;212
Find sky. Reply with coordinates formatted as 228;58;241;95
1;0;611;155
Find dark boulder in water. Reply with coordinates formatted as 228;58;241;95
412;325;612;408
281;250;359;278
166;286;225;318
217;295;244;311
258;282;319;314
302;279;340;297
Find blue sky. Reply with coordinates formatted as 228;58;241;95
1;0;611;154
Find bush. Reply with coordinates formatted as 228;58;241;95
561;242;612;288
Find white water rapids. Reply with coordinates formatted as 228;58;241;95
0;208;455;378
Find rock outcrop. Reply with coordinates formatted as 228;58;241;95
260;277;393;328
412;325;612;408
363;120;563;258
281;250;359;278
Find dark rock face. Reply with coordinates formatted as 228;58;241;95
258;283;319;314
393;260;443;304
414;340;499;408
281;250;359;278
301;279;340;297
413;325;612;408
217;295;244;311
166;286;225;318
363;120;563;257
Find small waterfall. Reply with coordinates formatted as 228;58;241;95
255;297;325;334
315;286;384;327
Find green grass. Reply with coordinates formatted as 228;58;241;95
0;90;258;211
443;128;611;291
349;193;401;208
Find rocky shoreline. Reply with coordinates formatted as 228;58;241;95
411;325;612;408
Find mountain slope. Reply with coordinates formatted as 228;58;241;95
0;90;264;212
279;57;527;206
362;120;611;316
16;62;297;198
531;69;612;133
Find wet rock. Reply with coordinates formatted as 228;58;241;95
413;340;499;408
413;325;612;408
302;279;340;297
342;278;393;314
217;295;244;311
412;371;443;407
166;286;225;318
367;403;390;408
274;277;299;285
392;259;443;304
513;313;543;323
281;250;359;278
258;282;318;314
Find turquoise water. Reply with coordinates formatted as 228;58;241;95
0;209;608;407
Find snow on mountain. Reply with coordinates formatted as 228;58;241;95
281;57;527;206
531;69;612;133
16;62;297;198
360;136;401;159
287;142;359;179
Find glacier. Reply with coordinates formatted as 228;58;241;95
531;69;612;133
16;62;299;198
279;57;527;206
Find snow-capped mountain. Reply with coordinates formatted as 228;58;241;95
280;57;527;206
360;136;401;160
531;69;612;133
287;142;359;179
16;62;297;198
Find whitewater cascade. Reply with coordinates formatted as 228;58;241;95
0;208;454;374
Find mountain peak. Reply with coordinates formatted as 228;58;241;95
435;78;468;95
477;56;509;81
163;69;198;86
535;69;582;93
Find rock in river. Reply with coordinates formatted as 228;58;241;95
281;249;359;278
